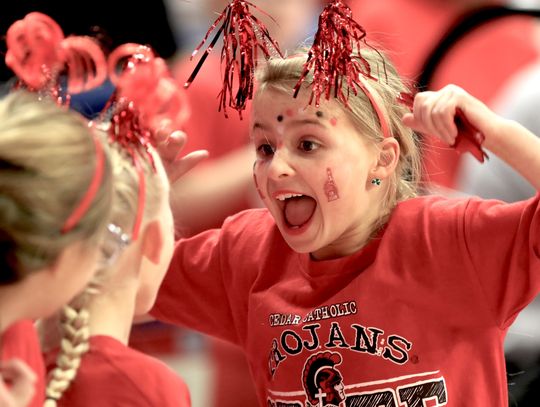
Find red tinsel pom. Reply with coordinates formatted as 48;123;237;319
185;0;283;118
294;0;375;107
107;43;190;152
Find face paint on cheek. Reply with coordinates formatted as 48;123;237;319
330;117;338;127
324;168;340;202
252;161;266;200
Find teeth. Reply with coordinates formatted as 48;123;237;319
276;193;303;201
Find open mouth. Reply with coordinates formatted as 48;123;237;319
275;193;317;229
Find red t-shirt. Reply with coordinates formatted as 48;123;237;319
153;194;540;406
1;320;45;407
46;335;190;406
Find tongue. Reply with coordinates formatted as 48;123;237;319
284;196;316;227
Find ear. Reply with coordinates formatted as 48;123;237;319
370;137;400;180
139;220;163;265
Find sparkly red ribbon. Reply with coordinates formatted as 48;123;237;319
106;43;190;239
5;12;107;99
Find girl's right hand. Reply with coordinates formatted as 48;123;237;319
0;358;37;407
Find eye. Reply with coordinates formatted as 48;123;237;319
256;143;275;158
298;140;320;152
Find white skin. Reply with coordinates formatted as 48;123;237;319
0;359;37;407
402;84;540;191
251;89;399;260
0;242;101;328
85;151;174;344
0;239;101;407
334;381;345;401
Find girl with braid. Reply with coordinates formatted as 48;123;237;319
43;45;192;407
0;13;115;407
0;90;113;407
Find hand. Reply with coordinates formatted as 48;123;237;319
154;128;209;183
402;84;497;146
0;359;37;407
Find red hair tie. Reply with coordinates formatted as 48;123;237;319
184;0;283;118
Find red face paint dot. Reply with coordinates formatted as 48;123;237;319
285;108;295;117
330;117;338;126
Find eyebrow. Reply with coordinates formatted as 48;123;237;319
252;118;326;131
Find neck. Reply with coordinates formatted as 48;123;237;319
0;287;19;334
86;283;138;345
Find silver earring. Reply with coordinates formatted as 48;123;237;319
371;178;381;186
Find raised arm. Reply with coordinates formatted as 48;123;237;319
402;84;540;191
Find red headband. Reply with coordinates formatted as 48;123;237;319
61;130;106;233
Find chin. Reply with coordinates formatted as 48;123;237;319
282;235;320;255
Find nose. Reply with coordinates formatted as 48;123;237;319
267;149;295;180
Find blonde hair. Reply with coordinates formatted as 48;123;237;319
255;49;422;226
45;140;167;406
0;91;113;284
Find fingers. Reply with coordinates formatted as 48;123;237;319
402;85;465;145
0;358;37;407
153;125;209;182
167;150;209;183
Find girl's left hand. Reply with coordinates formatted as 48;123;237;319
402;84;499;147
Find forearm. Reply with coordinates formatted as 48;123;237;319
484;118;540;191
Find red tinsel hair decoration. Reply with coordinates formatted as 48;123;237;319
4;12;107;234
5;12;107;101
184;0;284;118
293;0;377;108
106;43;190;239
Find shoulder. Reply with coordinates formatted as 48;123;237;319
390;194;538;233
388;195;477;237
392;195;469;218
70;336;189;406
